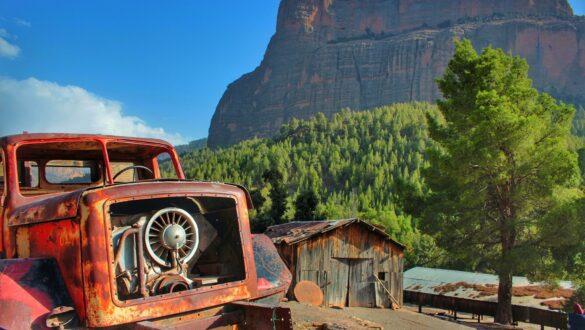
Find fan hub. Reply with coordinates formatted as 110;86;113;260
162;224;187;249
144;207;200;268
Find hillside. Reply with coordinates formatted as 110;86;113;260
174;138;207;155
166;102;442;264
208;0;585;147
168;101;585;267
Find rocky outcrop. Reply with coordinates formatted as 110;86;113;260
208;0;585;148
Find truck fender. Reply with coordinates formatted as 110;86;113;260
0;258;75;330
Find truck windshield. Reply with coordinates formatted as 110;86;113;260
106;141;179;182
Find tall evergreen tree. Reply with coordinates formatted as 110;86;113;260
294;189;319;220
263;168;288;225
422;39;580;324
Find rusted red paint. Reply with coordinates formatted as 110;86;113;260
8;190;82;226
16;219;86;322
0;258;74;330
79;186;259;327
231;301;293;329
0;133;291;329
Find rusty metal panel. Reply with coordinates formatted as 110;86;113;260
8;189;82;226
0;258;74;330
135;308;244;330
232;300;292;330
252;234;292;294
15;219;86;321
79;188;259;327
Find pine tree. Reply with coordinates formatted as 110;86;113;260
422;39;580;324
294;189;319;220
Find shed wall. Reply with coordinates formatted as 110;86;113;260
282;223;403;308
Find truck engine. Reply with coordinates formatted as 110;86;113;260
109;196;246;300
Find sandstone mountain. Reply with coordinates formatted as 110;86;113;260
208;0;585;148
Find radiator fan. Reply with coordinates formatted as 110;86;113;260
144;207;199;267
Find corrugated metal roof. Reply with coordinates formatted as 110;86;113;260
264;218;405;248
404;267;573;310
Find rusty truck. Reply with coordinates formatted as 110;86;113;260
0;133;292;329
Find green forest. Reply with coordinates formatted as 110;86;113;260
162;102;585;269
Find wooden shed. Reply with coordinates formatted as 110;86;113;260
264;218;404;308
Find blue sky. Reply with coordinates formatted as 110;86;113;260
0;1;583;144
573;0;585;15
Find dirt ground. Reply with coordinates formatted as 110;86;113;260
285;301;551;330
284;301;470;330
401;304;546;330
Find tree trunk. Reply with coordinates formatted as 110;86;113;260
494;177;516;325
495;269;513;324
495;203;515;324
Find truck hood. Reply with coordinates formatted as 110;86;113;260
8;181;251;227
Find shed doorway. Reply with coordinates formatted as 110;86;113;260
328;258;374;307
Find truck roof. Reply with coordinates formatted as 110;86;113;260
0;133;173;147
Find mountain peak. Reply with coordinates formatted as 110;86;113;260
208;0;582;148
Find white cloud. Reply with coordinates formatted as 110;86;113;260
0;77;187;145
0;29;20;59
13;18;31;27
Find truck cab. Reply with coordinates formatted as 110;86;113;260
0;134;291;329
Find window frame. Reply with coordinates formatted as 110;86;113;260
105;140;183;183
12;137;185;196
14;138;106;197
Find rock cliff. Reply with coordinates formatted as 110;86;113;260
208;0;585;147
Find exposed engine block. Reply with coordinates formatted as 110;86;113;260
109;196;245;301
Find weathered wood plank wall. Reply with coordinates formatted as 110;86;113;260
275;223;403;308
